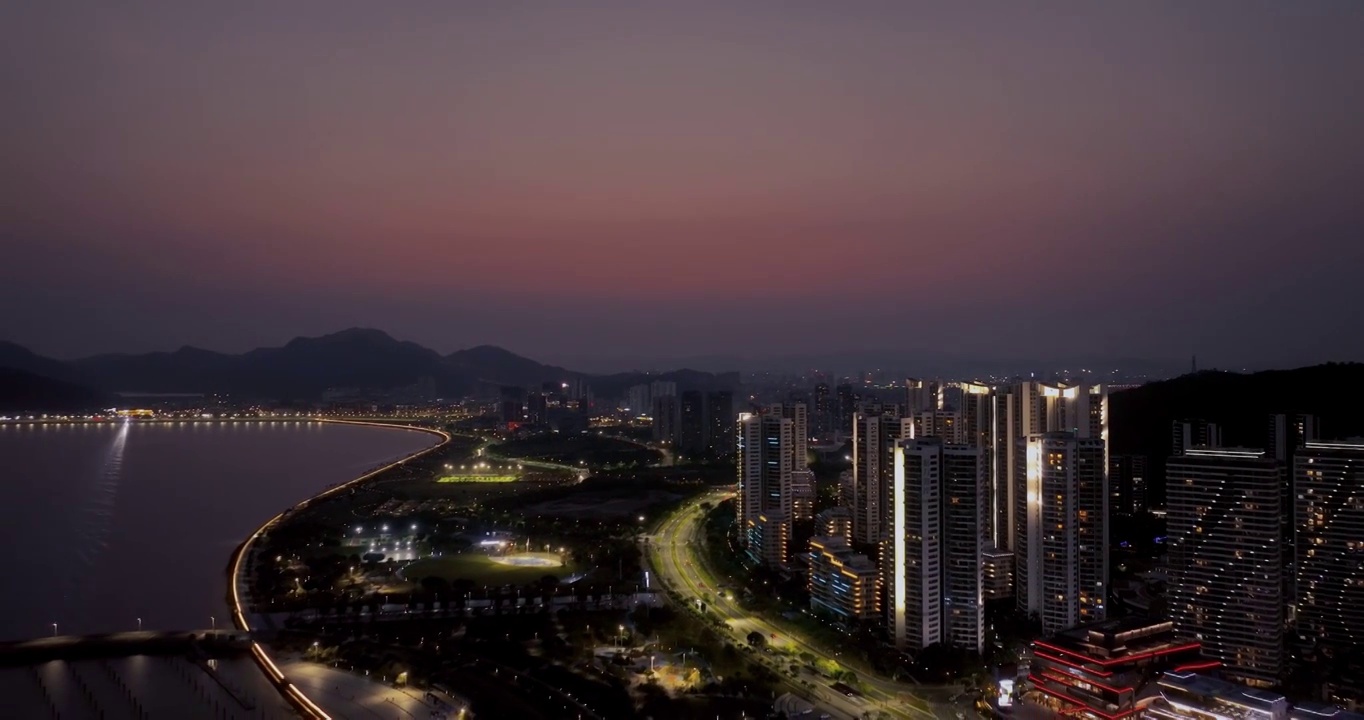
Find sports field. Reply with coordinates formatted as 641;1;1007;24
405;551;580;585
437;474;518;483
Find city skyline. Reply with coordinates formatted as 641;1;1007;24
3;2;1364;367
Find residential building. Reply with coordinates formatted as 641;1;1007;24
852;407;914;545
1172;419;1222;456
791;469;815;521
1016;431;1108;634
769;401;809;471
998;382;1108;555
906;378;941;412
813;382;832;439
884;438;985;652
1167;448;1284;686
836;383;857;438
1268;413;1318;464
739;410;793;566
706;391;735;459
982;545;1014;600
808;536;880;623
1110;454;1149;515
678;390;706;459
1294;441;1364;652
816;507;853;543
651;394;678;444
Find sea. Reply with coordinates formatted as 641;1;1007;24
0;420;435;641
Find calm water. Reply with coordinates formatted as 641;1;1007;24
0;421;435;641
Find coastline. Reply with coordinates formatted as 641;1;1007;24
225;418;450;720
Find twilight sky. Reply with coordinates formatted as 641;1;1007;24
2;1;1362;370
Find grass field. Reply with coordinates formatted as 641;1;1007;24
405;552;582;586
437;474;519;483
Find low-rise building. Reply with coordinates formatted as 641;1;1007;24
1144;671;1289;720
815;507;854;543
1030;617;1205;720
807;536;880;623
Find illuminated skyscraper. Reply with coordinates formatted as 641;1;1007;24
768;401;809;471
1294;441;1364;653
852;407;913;545
1015;431;1108;634
738;410;793;566
1000;382;1108;555
884;438;985;652
1167;448;1284;686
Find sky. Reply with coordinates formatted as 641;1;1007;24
2;1;1362;370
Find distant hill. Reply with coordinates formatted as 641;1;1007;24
0;368;108;413
0;341;76;382
1110;362;1364;505
0;329;736;401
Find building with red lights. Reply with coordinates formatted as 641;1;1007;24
1029;617;1209;720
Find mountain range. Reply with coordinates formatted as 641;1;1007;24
0;329;737;410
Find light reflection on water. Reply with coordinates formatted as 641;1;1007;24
0;421;434;640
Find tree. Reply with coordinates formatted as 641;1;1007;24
747;631;766;648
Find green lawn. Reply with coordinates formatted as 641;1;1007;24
405;552;581;586
437;474;519;483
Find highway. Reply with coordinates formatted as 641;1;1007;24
646;491;962;720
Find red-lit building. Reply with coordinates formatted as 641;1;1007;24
1029;617;1212;720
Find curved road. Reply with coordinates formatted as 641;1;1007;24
228;419;452;720
646;491;961;720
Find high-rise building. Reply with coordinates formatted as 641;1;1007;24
706;391;735;459
1109;454;1149;515
791;469;815;521
997;382;1108;554
769;402;809;471
526;391;548;425
808;537;880;623
852;407;913;545
884;438;984;652
1268;414;1318;463
649;380;677;401
499;385;526;424
1016;431;1108;635
911;407;967;444
941;443;986;653
1294;441;1364;652
906;378;941;412
1173;419;1223;456
678;390;706;459
738;411;793;566
981;546;1014;600
813;382;832;440
626;384;651;414
651;394;679;444
1167;448;1284;687
836;383;857;438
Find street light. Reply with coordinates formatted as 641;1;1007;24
137;617;142;632
51;623;57;637
210;616;215;631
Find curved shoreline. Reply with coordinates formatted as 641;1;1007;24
226;418;450;720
